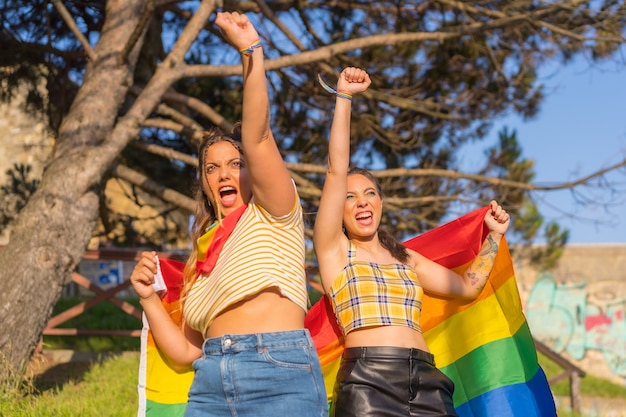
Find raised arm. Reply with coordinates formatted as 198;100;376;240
130;251;203;370
412;200;511;299
215;12;293;216
313;68;371;289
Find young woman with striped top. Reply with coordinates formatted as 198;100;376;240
130;11;327;417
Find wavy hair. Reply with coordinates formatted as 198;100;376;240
347;167;409;264
181;124;243;307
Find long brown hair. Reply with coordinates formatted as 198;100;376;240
181;124;243;303
347;167;409;264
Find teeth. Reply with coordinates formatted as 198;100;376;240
220;186;235;192
356;213;371;220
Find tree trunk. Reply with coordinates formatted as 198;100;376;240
0;0;147;379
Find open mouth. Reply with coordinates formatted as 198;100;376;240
355;212;373;224
219;186;238;206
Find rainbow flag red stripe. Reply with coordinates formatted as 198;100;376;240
305;206;557;416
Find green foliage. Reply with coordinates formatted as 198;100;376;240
308;287;324;307
43;334;140;353
529;223;569;270
476;127;569;265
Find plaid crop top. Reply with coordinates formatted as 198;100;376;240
328;241;423;335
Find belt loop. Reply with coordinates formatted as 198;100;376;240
361;347;366;359
202;337;209;357
257;333;263;352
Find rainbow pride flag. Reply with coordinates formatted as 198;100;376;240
304;206;557;416
138;258;193;417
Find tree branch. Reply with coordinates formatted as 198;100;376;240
50;0;96;61
364;89;464;121
288;159;626;192
120;0;155;64
130;141;199;167
162;90;235;132
111;164;195;213
255;0;306;50
164;0;218;65
154;102;204;131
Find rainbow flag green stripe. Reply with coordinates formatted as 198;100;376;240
144;400;187;417
305;206;557;417
406;207;556;416
439;321;540;405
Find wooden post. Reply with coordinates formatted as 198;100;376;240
570;371;581;414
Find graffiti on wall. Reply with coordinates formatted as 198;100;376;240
526;271;626;377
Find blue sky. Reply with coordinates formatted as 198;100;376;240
462;55;626;244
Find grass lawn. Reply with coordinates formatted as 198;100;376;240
2;352;139;417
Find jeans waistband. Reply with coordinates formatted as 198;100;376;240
343;346;435;365
202;329;312;355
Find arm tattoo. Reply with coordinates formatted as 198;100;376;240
467;235;499;292
479;235;499;256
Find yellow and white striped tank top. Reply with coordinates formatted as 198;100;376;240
183;193;307;336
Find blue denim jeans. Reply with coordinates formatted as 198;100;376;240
184;329;328;417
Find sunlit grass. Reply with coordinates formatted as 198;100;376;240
1;353;139;417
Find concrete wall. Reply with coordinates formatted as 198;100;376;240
516;244;626;386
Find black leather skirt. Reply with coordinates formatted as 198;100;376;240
331;346;458;417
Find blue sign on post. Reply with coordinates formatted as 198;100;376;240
97;261;121;285
77;260;124;294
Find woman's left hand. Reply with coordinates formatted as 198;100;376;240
484;200;510;235
215;11;259;51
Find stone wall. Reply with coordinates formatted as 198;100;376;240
0;81;54;245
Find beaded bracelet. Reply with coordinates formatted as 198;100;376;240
239;39;262;55
317;74;353;101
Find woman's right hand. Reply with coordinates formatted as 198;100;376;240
337;67;371;96
130;251;158;301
